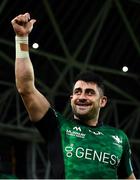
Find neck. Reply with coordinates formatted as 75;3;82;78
86;119;98;126
74;115;99;126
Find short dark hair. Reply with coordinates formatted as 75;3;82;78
73;71;105;95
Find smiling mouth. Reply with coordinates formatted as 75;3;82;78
77;104;88;106
76;102;91;106
76;104;91;108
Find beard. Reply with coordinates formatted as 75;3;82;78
72;104;99;122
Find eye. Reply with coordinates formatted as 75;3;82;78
74;89;81;95
86;90;95;96
88;92;94;96
74;90;80;95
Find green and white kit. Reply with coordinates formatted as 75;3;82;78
35;108;133;179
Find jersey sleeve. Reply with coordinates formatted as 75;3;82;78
34;108;65;178
117;132;134;178
34;107;60;141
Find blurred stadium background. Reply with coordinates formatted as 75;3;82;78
0;0;140;178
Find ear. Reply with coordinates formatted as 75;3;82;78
100;96;107;108
70;95;73;99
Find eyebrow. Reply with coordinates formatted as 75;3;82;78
73;87;82;92
73;87;96;92
85;88;95;93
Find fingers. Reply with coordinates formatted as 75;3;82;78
11;12;31;25
16;13;30;24
11;13;36;36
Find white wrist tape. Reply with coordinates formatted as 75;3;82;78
15;36;29;59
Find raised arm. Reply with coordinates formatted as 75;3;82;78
11;13;50;122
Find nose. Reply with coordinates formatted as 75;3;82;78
78;92;87;100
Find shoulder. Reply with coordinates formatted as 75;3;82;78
52;109;73;127
102;124;126;134
101;125;129;142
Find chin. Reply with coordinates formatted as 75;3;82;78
76;113;90;121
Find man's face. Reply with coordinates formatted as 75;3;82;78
70;80;107;121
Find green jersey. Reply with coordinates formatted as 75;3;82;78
35;108;133;179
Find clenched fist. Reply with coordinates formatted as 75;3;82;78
11;12;36;36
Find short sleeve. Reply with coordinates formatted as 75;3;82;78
117;133;133;178
34;108;59;141
34;108;65;178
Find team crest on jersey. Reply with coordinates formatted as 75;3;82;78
112;135;122;144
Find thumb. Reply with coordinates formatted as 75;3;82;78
27;19;36;33
30;19;36;26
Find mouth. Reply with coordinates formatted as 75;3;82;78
75;103;92;110
76;102;91;106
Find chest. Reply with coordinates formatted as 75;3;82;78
60;123;123;166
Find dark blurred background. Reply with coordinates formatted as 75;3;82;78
0;0;140;178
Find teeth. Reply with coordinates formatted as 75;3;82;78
77;104;88;106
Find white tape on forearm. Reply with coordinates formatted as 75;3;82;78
15;36;29;59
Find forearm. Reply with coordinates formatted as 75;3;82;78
15;36;35;94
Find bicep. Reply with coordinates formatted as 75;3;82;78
21;88;50;122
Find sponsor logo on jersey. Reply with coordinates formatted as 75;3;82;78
73;126;81;131
65;144;120;167
89;129;104;135
66;126;86;138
